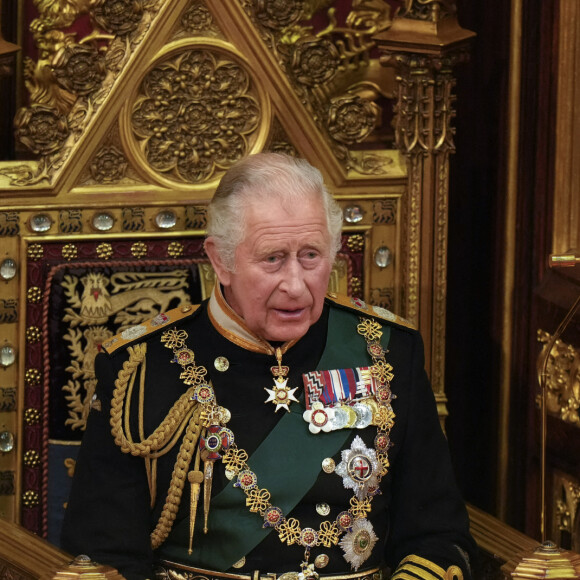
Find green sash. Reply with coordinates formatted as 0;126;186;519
157;307;391;570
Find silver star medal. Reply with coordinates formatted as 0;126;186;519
339;518;378;570
335;435;381;499
265;376;299;412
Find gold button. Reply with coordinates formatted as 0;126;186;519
321;457;335;473
214;356;229;372
181;305;192;313
316;502;331;516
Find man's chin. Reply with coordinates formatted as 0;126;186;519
262;322;310;343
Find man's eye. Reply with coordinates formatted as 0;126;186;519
266;255;279;263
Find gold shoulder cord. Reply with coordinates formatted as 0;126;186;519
109;343;205;549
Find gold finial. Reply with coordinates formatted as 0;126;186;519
502;541;580;579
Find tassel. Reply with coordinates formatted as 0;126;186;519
203;459;214;533
187;470;204;554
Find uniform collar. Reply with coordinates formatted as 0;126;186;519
207;283;298;355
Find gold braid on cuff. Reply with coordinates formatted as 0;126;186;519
391;555;463;580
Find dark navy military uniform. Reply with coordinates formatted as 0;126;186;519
62;294;475;580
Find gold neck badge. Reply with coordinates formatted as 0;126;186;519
208;284;299;412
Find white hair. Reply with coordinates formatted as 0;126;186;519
206;152;343;271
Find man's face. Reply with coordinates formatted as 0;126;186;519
212;195;333;342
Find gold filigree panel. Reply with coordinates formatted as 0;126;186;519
537;330;580;426
553;471;580;552
121;39;271;188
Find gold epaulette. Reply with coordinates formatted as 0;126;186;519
326;292;416;330
391;555;463;580
101;303;201;354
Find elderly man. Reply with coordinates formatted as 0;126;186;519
62;153;476;580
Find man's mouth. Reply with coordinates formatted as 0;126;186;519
274;307;306;319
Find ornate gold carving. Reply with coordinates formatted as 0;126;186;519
0;212;19;236
431;155;449;391
370;287;394;311
60;270;191;430
3;0;159;186
184;206;207;230
14;105;70;156
123;208;146;231
0;300;18;324
0;388;16;412
553;473;580;551
242;0;395;174
387;54;460;156
404;158;421;325
291;37;340;86
255;0;303;30
400;0;456;21
537;330;580;426
129;46;262;185
59;209;83;233
327;95;378;146
375;9;472;395
266;118;299;158
90;145;129;184
92;0;145;36
181;2;220;37
0;472;15;495
52;43;107;96
373;200;397;224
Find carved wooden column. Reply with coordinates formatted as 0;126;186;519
374;2;474;417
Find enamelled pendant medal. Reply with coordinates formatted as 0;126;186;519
264;346;299;412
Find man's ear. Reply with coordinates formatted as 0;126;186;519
204;237;232;287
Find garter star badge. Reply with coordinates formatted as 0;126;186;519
335;436;380;500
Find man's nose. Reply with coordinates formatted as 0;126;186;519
279;258;306;296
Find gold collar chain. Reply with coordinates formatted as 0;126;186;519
160;315;395;574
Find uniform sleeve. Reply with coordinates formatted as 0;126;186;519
61;352;155;580
385;331;476;580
